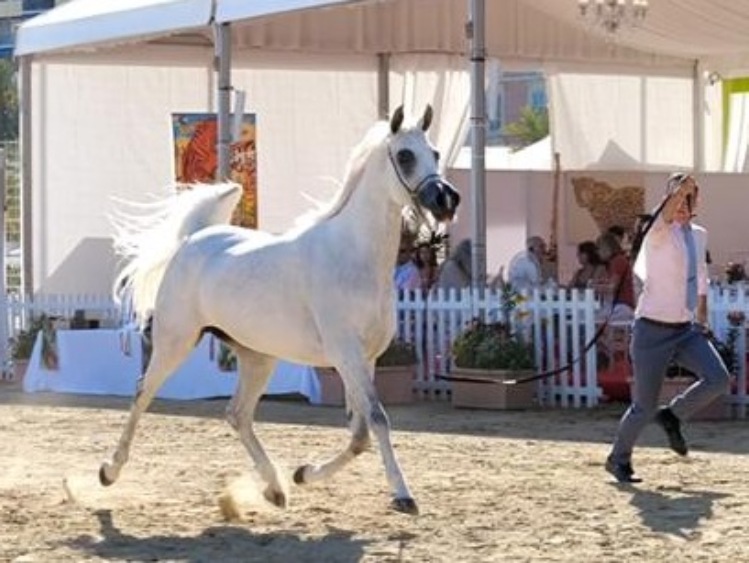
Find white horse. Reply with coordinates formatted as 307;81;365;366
100;105;460;515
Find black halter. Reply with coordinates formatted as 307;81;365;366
386;144;440;196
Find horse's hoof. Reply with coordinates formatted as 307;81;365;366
263;487;287;509
292;465;308;485
391;497;419;515
99;463;115;487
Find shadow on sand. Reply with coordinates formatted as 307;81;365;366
617;486;732;538
63;509;370;563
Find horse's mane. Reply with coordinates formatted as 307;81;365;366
294;121;390;230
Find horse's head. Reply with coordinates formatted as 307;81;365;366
386;105;460;223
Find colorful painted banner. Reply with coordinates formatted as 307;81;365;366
171;113;258;228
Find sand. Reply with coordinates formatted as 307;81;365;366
1;383;748;562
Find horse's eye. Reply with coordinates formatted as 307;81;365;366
433;150;440;162
397;149;416;173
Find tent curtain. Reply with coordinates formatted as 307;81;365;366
549;72;693;171
389;54;470;172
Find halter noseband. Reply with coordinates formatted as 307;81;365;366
386;143;440;199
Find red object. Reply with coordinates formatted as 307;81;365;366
597;358;632;402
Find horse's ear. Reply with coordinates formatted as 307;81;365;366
419;105;433;132
390;106;404;134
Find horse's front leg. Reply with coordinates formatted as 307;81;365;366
296;350;417;515
227;348;287;508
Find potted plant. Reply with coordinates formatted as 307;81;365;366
449;284;537;409
9;316;45;381
317;339;417;406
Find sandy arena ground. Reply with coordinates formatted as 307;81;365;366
1;382;748;562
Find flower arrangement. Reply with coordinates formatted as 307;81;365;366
10;316;46;361
451;283;535;371
452;319;535;370
723;311;746;375
725;262;747;284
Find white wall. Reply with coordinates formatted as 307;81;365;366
29;46;378;294
27;47;749;296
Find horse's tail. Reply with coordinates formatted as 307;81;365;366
112;182;243;327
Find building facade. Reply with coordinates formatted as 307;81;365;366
1;0;65;57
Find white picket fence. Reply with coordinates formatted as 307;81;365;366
3;286;749;415
397;286;603;407
5;293;121;334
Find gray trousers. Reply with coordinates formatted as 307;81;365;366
610;318;730;464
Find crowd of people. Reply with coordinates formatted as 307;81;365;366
394;225;640;313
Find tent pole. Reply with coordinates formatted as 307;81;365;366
215;23;232;180
19;56;33;296
0;146;7;373
377;53;390;119
468;0;487;288
693;59;704;172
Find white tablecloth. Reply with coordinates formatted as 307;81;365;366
23;330;322;402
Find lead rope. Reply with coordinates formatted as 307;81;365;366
437;193;673;387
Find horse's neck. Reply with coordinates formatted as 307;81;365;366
331;151;402;281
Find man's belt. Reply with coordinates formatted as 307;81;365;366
639;317;692;330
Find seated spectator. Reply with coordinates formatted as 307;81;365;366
596;231;636;318
507;235;548;292
414;242;439;292
394;238;421;292
435;239;472;291
725;262;747;284
568;240;608;290
607;225;626;246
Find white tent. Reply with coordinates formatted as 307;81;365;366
12;0;749;295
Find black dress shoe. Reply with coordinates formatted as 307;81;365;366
655;407;688;456
605;456;642;483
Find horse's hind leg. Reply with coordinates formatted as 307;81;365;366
296;345;417;515
99;324;198;486
225;348;287;507
293;398;370;484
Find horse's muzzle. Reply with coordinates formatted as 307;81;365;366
417;179;461;222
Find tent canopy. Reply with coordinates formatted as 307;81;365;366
15;0;749;74
13;0;213;56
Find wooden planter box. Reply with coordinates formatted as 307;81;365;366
658;377;728;421
450;368;536;410
316;365;415;406
628;376;728;420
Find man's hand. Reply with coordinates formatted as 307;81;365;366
663;177;698;223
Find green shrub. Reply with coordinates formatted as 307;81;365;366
376;339;417;367
452;319;535;370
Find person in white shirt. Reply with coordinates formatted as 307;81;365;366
606;173;730;483
507;236;547;291
435;238;472;291
393;241;422;292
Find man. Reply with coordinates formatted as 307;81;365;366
435;238;472;291
606;173;730;483
507;236;548;291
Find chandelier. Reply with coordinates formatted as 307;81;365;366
578;0;649;35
